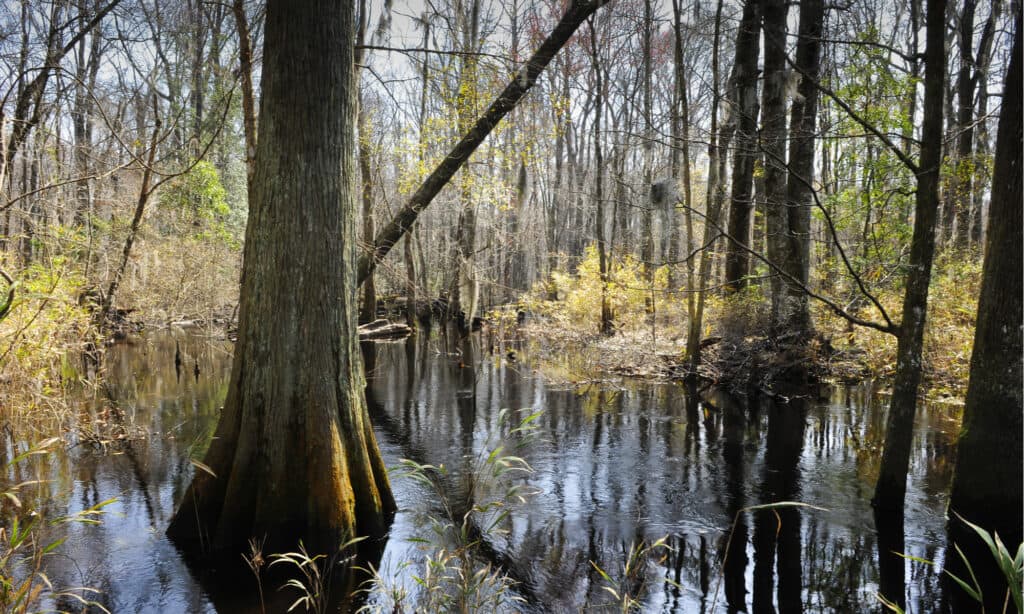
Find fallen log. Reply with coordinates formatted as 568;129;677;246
358;318;411;340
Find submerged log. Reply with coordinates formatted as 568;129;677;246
358;318;412;340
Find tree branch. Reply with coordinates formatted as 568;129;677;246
785;52;920;174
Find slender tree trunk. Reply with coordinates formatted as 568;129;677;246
902;0;921;156
762;0;795;336
73;0;102;228
640;0;655;312
668;26;681;291
782;0;823;337
590;19;612;336
168;0;395;558
946;10;1022;609
952;0;977;251
405;15;432;328
453;0;482;331
873;0;946;513
358;115;376;325
723;0;760;294
670;0;696;331
546;60;568;285
356;1;376;325
232;0;257;188
969;0;1002;246
686;0;725;373
189;0;207;144
99;116;160;326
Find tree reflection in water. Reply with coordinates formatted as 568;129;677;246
23;330;957;612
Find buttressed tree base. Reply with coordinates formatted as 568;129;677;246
167;0;395;559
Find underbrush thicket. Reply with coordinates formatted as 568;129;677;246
513;246;690;382
0;254;96;435
1;162;242;433
517;245;980;398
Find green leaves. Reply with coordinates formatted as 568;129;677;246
952;513;1024;612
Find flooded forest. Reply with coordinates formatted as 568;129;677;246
0;0;1020;612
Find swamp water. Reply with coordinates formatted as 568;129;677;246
8;329;961;612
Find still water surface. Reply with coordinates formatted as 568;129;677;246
12;329;959;612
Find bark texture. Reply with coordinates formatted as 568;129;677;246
168;0;395;558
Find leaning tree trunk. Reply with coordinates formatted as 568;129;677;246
946;8;1022;609
872;0;945;512
357;0;611;285
167;0;395;558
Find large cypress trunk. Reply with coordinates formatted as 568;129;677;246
946;8;1022;608
167;0;395;558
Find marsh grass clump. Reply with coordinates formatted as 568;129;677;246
589;537;676;613
358;409;543;613
269;538;365;614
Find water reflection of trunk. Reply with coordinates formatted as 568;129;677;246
717;392;749;612
636;387;651;512
360;339;377;378
123;441;159;528
753;397;807;614
456;333;476;471
402;336;416;428
875;508;905;611
682;381;701;493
